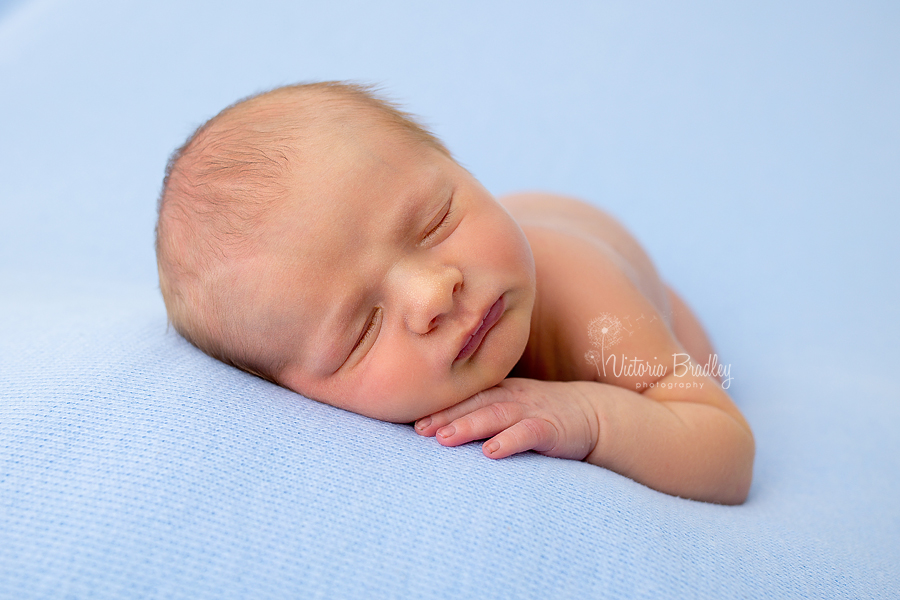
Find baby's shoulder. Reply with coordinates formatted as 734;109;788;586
517;219;646;320
501;193;679;381
500;192;669;313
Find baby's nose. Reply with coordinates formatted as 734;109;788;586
392;260;462;334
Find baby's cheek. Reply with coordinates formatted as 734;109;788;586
354;360;434;421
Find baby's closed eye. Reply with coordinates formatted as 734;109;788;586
347;307;382;363
420;197;454;245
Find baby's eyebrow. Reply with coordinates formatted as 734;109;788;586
392;177;452;239
392;191;432;239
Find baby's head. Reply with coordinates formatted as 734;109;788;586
157;82;536;422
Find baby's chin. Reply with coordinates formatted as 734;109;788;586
370;388;478;425
411;374;512;423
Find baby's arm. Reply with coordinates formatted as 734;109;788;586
416;225;754;504
416;375;753;505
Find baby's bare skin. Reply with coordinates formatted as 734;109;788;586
158;83;753;504
416;193;754;504
503;192;715;380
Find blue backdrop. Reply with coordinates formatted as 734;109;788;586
2;1;898;598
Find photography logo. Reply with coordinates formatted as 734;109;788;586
584;313;733;389
584;313;625;378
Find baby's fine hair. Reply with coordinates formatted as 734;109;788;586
156;81;450;382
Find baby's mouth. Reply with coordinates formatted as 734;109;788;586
455;296;505;362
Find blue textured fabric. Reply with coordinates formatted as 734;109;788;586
1;1;898;598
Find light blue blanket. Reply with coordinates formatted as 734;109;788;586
2;1;898;597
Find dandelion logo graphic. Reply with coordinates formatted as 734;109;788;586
585;313;625;377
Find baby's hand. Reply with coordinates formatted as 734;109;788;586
415;378;599;461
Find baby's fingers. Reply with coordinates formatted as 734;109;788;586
431;401;524;448
414;387;512;437
483;418;559;459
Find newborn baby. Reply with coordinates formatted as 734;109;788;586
156;82;754;504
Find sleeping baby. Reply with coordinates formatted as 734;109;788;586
156;81;754;504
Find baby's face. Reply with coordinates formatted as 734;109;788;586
264;125;536;423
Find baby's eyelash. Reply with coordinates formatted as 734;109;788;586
354;308;381;351
424;204;453;241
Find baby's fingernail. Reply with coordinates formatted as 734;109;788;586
416;417;431;430
485;441;500;455
437;425;455;438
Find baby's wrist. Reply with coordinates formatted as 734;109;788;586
560;380;605;462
